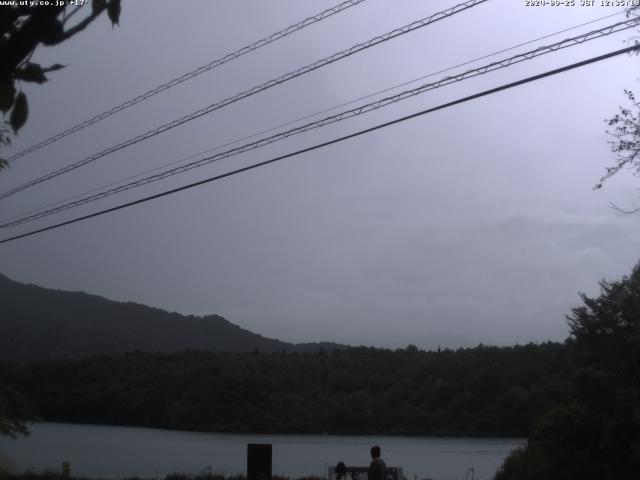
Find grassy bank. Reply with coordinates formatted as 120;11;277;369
0;473;324;480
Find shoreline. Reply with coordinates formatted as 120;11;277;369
0;423;523;480
1;473;323;480
18;421;529;441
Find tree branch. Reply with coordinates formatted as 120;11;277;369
0;6;64;83
62;5;83;26
57;4;106;43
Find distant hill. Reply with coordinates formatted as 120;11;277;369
0;274;343;361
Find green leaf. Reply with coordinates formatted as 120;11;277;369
0;126;12;146
107;0;121;26
0;80;16;114
14;63;47;84
92;0;106;13
40;18;63;46
9;92;28;133
43;63;65;73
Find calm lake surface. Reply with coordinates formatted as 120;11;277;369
0;423;524;480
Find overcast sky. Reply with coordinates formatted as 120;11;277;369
1;0;639;349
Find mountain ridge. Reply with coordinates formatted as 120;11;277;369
0;273;344;360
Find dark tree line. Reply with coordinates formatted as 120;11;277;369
2;261;638;477
0;384;35;438
2;262;638;477
496;262;640;480
0;341;571;438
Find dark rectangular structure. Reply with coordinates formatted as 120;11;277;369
247;443;272;480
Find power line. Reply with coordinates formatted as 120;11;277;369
2;17;636;230
1;45;636;245
0;0;489;201
5;0;367;164
3;17;634;228
2;8;623;226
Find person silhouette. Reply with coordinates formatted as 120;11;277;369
368;445;386;480
335;461;351;480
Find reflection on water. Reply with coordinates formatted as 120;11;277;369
0;423;524;480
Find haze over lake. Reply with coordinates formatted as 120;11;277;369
0;423;524;480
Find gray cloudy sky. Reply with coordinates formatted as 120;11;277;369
1;0;639;349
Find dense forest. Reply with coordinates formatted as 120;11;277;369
1;342;570;437
1;263;638;478
0;274;341;361
495;262;640;480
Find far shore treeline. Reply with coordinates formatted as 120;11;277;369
1;342;569;437
1;262;638;479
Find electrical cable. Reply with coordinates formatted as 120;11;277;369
0;0;489;200
5;0;368;163
1;8;625;225
1;17;636;230
1;45;636;245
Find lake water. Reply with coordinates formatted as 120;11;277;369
0;423;524;480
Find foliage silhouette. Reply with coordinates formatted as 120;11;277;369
0;342;571;437
0;0;121;170
496;262;640;480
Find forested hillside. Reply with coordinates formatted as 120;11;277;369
495;262;640;479
0;274;340;360
0;343;570;437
